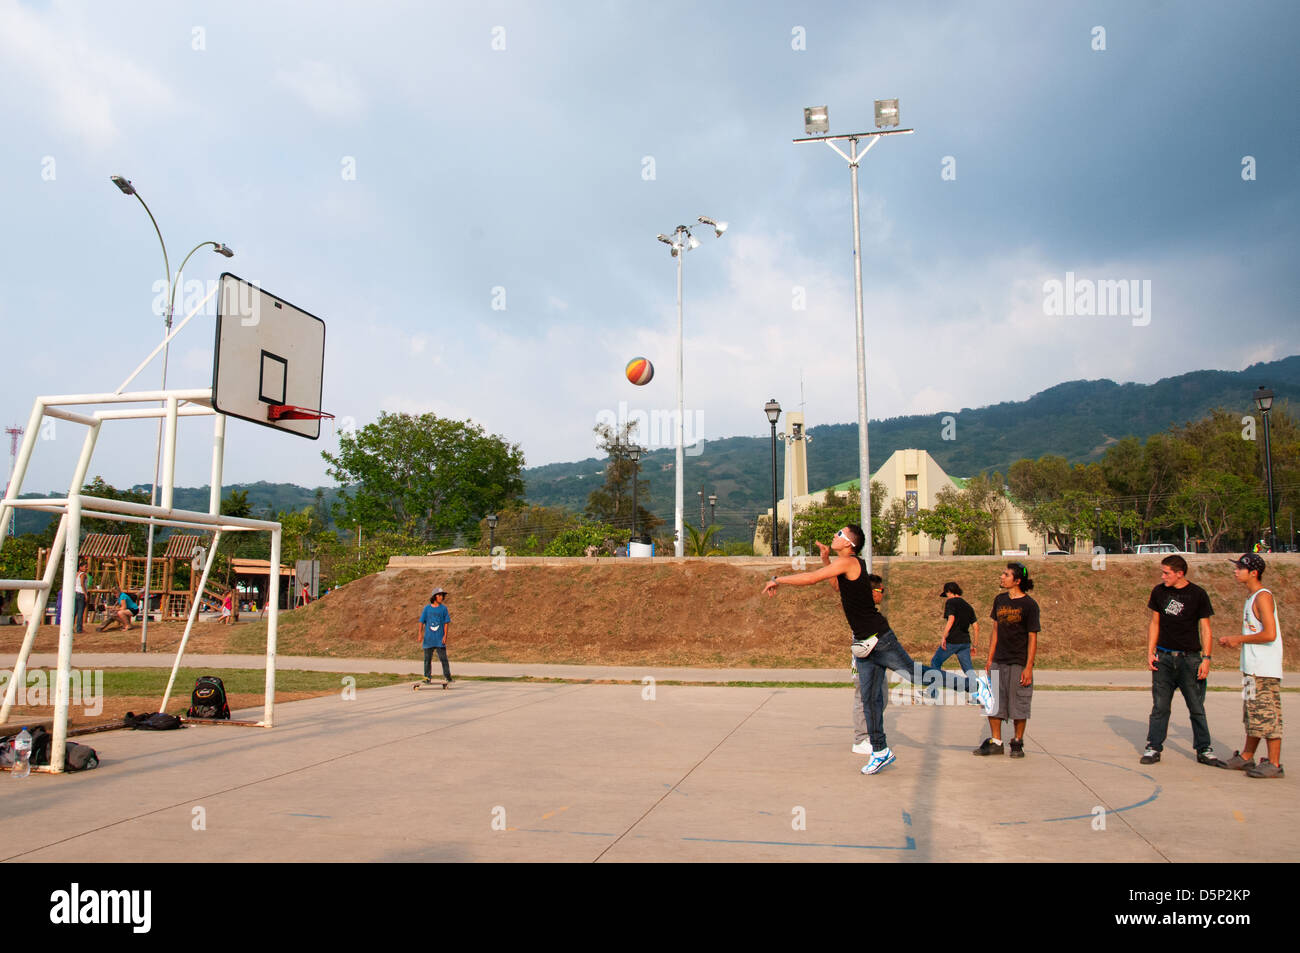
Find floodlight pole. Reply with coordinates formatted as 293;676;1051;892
657;219;725;557
794;125;914;571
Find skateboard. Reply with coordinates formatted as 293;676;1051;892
413;680;452;691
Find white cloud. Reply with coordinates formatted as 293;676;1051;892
274;60;365;120
0;0;177;148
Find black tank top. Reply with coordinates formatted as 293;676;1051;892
838;557;889;639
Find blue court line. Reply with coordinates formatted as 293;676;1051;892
680;835;916;850
285;813;331;819
999;787;1163;825
515;828;615;837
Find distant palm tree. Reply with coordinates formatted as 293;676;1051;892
683;522;724;556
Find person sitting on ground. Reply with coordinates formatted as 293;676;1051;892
98;589;140;632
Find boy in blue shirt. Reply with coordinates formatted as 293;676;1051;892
418;588;453;685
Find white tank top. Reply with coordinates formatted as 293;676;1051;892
1241;588;1283;679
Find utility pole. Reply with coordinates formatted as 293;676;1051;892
4;426;23;537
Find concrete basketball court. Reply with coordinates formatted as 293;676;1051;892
1;678;1294;863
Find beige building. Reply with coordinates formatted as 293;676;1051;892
758;446;1063;556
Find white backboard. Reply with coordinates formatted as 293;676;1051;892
213;273;326;439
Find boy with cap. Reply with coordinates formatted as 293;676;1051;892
931;582;979;676
418;587;453;685
1219;554;1284;778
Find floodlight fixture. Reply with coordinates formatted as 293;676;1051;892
874;99;899;129
214;243;234;258
804;106;829;135
111;175;136;195
657;234;674;245
686;234;700;250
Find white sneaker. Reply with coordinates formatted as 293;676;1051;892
973;674;996;715
851;739;872;755
861;747;896;775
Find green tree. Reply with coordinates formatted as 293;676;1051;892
543;523;629;556
475;504;581;555
585;421;661;536
683;522;723;556
322;412;525;539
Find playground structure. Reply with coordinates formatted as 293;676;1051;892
33;532;236;624
0;269;327;771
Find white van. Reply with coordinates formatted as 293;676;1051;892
1135;543;1180;555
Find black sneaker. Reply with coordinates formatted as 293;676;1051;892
974;738;1005;756
1197;750;1226;768
1009;739;1025;758
1140;747;1160;765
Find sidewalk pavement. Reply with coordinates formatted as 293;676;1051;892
0;652;1169;686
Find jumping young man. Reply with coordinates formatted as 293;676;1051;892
764;524;994;775
975;563;1040;759
1219;554;1284;778
1140;555;1223;766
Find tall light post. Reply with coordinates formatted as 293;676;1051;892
656;216;726;556
486;513;498;552
764;398;781;556
708;492;717;534
626;442;643;540
781;421;813;556
794;103;913;570
1254;386;1277;551
111;176;233;652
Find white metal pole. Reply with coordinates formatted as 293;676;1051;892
0;517;64;725
159;529;222;714
265;525;281;727
675;238;685;558
849;139;873;570
786;436;795;557
52;493;81;773
210;414;225;516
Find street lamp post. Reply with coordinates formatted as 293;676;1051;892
794;104;913;571
656;216;726;557
627;443;643;540
764;398;781;556
708;492;717;535
1254;386;1278;551
486;513;498;552
111;176;233;652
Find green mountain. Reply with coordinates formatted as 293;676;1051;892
524;355;1300;541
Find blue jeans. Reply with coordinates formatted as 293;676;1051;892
423;646;451;681
860;630;978;695
1146;652;1210;752
929;641;973;673
855;656;888;751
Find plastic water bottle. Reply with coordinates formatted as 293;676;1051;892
11;727;32;779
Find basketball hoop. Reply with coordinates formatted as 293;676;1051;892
266;405;334;423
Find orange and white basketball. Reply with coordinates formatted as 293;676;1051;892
625;357;654;386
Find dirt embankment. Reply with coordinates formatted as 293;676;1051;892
5;557;1297;670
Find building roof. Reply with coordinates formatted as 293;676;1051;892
80;534;130;557
229;558;294;577
162;535;206;560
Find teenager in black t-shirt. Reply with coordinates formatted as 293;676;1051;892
974;563;1040;758
1141;555;1221;766
930;582;980;675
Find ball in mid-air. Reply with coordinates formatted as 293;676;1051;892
625;357;654;386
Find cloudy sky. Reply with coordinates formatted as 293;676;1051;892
2;0;1297;496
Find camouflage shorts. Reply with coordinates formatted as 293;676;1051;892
1243;675;1283;740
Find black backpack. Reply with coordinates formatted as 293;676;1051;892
187;675;231;720
124;711;185;730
